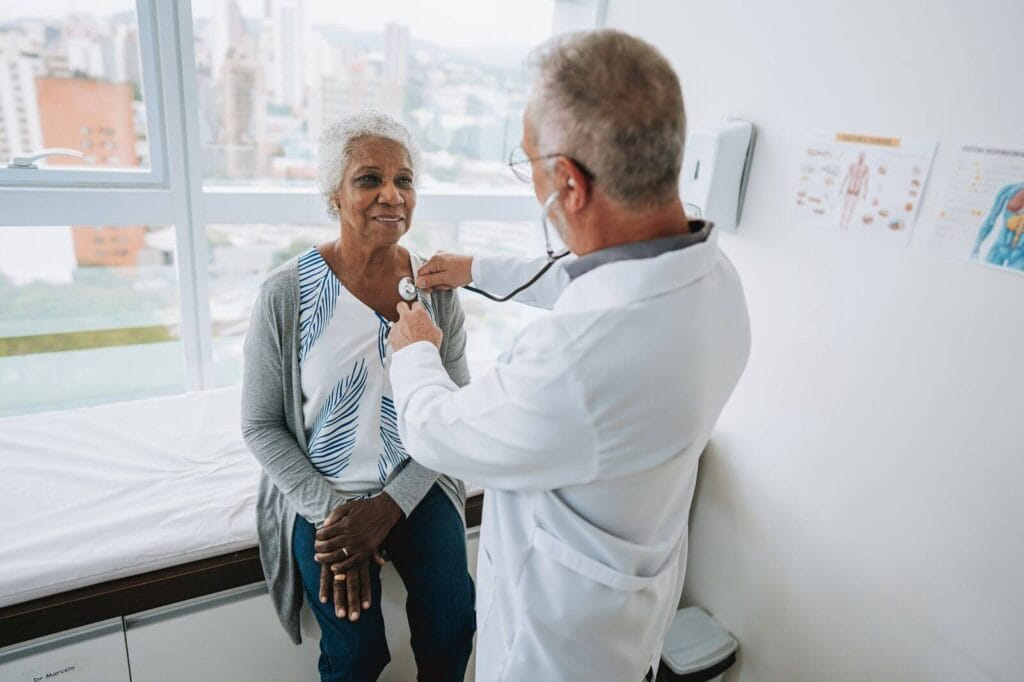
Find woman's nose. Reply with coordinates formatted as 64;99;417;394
378;182;404;205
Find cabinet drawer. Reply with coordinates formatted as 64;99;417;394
124;584;319;682
0;618;131;682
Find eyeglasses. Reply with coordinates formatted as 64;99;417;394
507;145;596;184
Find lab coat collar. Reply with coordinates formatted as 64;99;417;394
564;220;712;281
555;226;722;312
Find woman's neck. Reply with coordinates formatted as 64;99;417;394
327;233;402;284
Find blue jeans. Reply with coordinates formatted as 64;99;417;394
293;484;476;681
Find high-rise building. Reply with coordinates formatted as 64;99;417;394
309;73;346;145
264;0;305;111
111;24;141;87
0;37;44;162
64;15;108;80
383;22;409;116
209;0;245;80
384;23;409;84
220;45;266;178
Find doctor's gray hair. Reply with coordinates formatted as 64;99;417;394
526;30;686;209
317;110;421;219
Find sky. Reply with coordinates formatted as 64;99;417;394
0;0;594;51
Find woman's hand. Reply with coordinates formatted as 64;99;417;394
415;251;473;292
319;561;371;621
315;493;403;574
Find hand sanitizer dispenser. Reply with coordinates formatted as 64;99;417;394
680;119;756;231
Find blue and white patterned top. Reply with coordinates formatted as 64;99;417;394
297;247;433;496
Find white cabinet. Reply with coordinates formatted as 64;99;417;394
124;584;319;682
0;618;131;682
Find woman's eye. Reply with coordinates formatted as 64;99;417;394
396;176;414;187
357;175;381;185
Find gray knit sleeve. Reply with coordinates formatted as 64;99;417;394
438;289;471;388
241;278;341;525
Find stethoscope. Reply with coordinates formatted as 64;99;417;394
398;192;571;303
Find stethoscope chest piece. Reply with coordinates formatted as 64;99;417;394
398;277;418;302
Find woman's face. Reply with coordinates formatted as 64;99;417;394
334;136;416;246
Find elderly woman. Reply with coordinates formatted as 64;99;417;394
241;111;475;681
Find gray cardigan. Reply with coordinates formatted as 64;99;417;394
240;255;469;644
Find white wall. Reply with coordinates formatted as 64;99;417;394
605;2;1023;680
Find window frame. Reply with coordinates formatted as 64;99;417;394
0;0;169;188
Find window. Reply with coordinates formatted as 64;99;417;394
0;224;184;416
192;0;602;190
0;0;605;417
0;0;164;185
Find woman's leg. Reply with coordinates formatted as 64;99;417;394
385;485;476;682
293;515;390;682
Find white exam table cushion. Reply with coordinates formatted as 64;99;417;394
0;387;259;608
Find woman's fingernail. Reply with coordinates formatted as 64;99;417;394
320;597;327;603
350;612;359;622
337;609;345;618
363;601;370;609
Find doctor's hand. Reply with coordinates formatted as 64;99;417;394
319;561;371;622
390;301;443;353
416;251;473;292
315;494;400;575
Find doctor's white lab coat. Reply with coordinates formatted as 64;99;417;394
389;228;751;682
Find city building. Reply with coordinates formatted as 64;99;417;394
264;0;305;111
0;35;44;162
35;76;137;167
219;44;266;179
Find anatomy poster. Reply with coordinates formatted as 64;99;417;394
793;131;937;246
928;145;1024;275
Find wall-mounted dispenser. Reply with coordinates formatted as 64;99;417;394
680;119;756;231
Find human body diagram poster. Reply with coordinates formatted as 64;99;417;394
928;145;1024;275
793;131;937;246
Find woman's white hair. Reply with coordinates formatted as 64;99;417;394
317;110;421;219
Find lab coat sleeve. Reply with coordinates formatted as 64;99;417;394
471;253;573;310
380;289;470;517
390;339;599;491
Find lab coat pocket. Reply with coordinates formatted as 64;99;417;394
532;527;669;591
499;527;683;681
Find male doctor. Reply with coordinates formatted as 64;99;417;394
389;30;750;681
